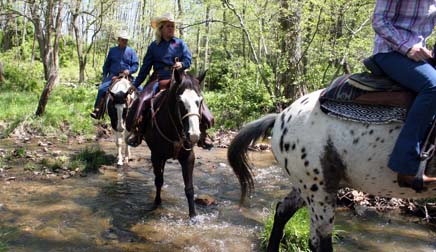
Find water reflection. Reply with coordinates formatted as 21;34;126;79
0;139;435;251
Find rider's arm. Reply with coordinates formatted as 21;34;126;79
102;48;113;79
180;40;192;70
133;44;153;87
128;47;139;74
372;0;410;55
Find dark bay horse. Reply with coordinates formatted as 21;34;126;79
139;69;205;218
227;89;436;252
106;76;138;166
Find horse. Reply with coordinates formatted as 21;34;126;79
138;69;205;218
227;89;436;252
106;75;138;166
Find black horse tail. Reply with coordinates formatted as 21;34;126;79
227;113;278;205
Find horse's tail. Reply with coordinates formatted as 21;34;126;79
227;113;278;205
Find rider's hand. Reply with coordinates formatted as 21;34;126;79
173;62;183;69
123;69;130;75
406;46;433;62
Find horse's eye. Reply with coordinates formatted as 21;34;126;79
195;101;200;107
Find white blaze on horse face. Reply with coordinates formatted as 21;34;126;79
180;89;201;143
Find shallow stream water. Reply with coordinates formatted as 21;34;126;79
0;138;435;251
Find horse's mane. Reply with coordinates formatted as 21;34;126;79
176;73;201;95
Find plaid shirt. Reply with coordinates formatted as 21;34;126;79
373;0;436;55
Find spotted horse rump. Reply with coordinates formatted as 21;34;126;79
227;89;436;252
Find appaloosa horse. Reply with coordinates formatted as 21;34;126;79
228;89;436;252
137;69;205;218
106;76;138;166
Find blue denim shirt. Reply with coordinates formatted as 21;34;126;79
134;37;192;87
102;46;139;81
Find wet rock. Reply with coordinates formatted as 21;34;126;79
218;163;227;168
195;194;217;206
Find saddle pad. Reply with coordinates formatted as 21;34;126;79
320;100;407;124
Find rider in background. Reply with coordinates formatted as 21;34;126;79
126;12;214;149
90;30;139;119
371;0;436;188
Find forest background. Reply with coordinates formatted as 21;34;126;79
0;0;420;139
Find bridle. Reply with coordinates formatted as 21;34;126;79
150;69;202;156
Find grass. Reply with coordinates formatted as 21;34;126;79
261;207;343;252
0;226;19;252
70;146;115;173
0;86;99;138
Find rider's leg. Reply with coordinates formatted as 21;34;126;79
197;102;214;149
374;52;436;187
126;82;158;147
90;79;112;119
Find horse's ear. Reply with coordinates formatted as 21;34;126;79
174;69;184;84
198;70;207;85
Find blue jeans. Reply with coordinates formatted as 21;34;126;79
374;52;436;175
94;78;112;108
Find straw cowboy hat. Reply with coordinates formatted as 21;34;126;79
117;30;130;40
151;12;179;29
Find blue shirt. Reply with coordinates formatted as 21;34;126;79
134;37;192;87
102;46;139;80
373;0;436;55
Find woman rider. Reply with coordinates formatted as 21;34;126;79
126;12;214;149
372;0;436;189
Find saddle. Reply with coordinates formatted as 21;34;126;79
319;56;416;124
320;57;436;193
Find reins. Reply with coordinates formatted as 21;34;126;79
150;68;196;155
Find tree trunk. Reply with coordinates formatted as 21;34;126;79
177;0;184;38
35;69;58;116
32;0;64;116
203;5;210;79
277;0;306;107
72;0;85;83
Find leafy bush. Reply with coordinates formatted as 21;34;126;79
206;60;274;129
0;50;45;93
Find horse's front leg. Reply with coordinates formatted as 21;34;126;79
151;154;166;209
267;187;306;252
179;150;196;218
115;131;124;166
122;129;131;164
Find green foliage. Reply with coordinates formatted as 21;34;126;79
0;50;45;93
0;85;97;138
262;207;312;252
206;60;274;128
0;226;19;252
262;206;343;252
70;146;115;173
